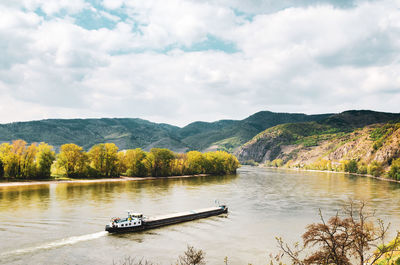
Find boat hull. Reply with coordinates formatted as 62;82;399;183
105;224;145;233
105;206;228;233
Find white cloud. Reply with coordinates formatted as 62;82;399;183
0;0;399;126
1;0;88;15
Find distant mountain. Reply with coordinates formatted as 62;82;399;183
0;111;331;152
236;110;400;168
179;111;330;152
0;118;180;151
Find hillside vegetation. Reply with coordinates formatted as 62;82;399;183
236;110;400;180
0;111;329;152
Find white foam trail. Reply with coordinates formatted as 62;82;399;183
0;231;107;258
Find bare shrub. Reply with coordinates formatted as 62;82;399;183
112;256;156;265
272;200;400;265
176;245;206;265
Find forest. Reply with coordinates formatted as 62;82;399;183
0;140;239;179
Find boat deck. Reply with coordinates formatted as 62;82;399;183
144;207;223;222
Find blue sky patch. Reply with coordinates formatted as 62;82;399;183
73;9;118;30
180;35;239;53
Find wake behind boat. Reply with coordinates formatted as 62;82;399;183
105;205;228;233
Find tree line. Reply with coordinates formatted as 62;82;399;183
0;140;239;179
264;158;400;181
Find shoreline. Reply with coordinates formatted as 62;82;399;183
259;165;400;184
0;174;209;188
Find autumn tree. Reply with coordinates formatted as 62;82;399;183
0;143;18;178
0;141;240;179
20;143;37;178
119;148;148;177
186;151;206;174
203;151;239;175
57;143;88;178
171;153;187;176
0;140;41;178
273;201;400;265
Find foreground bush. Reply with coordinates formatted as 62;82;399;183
272;201;400;265
113;245;205;265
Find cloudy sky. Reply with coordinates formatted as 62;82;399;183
0;0;399;126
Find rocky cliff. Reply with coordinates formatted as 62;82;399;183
236;111;400;169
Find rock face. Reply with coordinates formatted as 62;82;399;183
236;111;400;168
237;128;286;162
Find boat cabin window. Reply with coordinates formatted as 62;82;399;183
131;214;143;218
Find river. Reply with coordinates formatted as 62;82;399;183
1;166;400;264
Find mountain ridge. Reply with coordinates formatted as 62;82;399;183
0;110;336;152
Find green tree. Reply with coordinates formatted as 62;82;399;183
88;143;119;177
35;143;55;178
123;148;148;177
344;159;358;173
357;162;368;174
368;161;384;177
388;158;400;180
20;143;37;178
148;148;175;177
0;159;4;178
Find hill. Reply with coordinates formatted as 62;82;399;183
236;110;400;172
0;111;330;152
0;118;180;151
179;111;330;152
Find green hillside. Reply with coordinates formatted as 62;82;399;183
180;111;330;151
0;111;331;152
0;118;180;151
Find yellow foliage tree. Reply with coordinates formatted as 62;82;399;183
57;143;88;178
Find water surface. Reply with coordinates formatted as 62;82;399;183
1;167;400;264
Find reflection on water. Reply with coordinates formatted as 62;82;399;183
0;168;400;265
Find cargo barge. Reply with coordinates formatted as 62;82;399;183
105;205;228;233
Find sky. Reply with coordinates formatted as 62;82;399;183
0;0;399;127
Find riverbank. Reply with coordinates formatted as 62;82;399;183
0;174;209;188
259;165;400;184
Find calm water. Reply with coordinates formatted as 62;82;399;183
1;167;400;265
